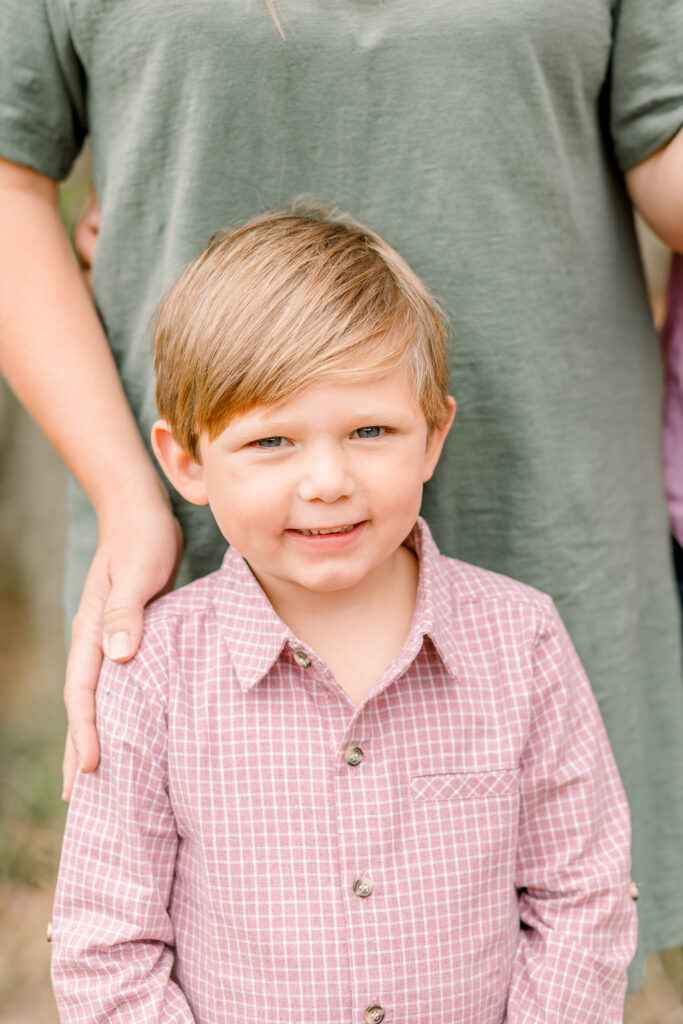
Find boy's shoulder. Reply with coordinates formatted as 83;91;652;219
436;551;553;615
412;518;558;650
428;548;561;658
428;552;564;684
142;564;228;630
95;563;244;734
128;557;242;676
413;515;552;617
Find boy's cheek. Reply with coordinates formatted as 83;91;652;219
207;485;283;541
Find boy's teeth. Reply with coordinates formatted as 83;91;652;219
297;524;355;536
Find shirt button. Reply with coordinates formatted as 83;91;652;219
46;922;52;943
344;745;364;766
364;1007;385;1024
630;881;640;901
353;876;374;898
293;650;312;669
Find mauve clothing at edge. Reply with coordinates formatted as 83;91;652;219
51;518;636;1024
662;253;683;546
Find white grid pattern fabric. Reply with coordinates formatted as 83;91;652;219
51;518;636;1023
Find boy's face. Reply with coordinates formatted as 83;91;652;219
153;368;454;606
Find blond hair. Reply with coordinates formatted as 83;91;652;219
154;207;451;459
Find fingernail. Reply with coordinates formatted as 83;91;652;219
106;631;134;660
78;762;84;774
61;790;68;802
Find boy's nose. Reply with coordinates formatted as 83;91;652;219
297;448;356;503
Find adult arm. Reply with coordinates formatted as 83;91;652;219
505;602;637;1023
607;0;683;253
626;127;683;254
0;157;182;796
52;650;196;1023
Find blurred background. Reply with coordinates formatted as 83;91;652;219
0;158;89;1024
0;160;681;1022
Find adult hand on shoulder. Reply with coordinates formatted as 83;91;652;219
62;496;183;799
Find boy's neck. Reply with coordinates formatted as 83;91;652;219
258;544;420;706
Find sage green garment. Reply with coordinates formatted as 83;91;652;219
3;0;683;982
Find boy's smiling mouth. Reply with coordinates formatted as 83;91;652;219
285;522;368;547
292;523;358;536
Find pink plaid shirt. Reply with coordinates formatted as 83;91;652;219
52;518;636;1024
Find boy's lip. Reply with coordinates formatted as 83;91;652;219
288;521;362;536
285;521;367;547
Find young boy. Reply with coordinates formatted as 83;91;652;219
51;210;636;1023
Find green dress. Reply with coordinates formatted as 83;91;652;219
2;0;683;983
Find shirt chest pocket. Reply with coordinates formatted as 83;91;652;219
408;767;521;899
410;767;519;801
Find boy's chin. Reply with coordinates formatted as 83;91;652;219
308;578;365;595
289;569;368;594
276;563;379;598
248;561;366;598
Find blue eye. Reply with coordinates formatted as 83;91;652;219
353;426;384;439
255;436;288;448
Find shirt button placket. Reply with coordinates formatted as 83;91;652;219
339;728;387;1022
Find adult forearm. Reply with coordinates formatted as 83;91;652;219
625;126;683;254
0;158;166;516
0;159;183;793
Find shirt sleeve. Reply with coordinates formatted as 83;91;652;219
51;646;197;1024
505;601;637;1024
608;0;683;170
0;0;86;179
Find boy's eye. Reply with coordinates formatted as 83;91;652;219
253;436;290;448
352;426;385;439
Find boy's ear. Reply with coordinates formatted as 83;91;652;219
423;397;456;483
151;420;210;506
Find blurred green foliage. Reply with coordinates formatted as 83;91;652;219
0;584;67;886
0;713;66;885
0;543;68;882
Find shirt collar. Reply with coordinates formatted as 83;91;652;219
212;551;293;692
401;517;462;681
212;516;460;693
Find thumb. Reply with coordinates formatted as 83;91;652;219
101;581;146;663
